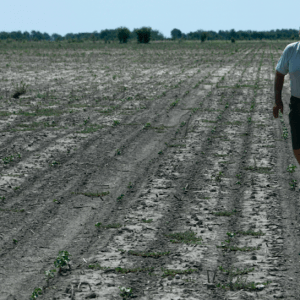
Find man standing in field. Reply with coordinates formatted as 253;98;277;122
273;29;300;165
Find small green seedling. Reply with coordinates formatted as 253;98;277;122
117;194;125;201
127;182;133;189
113;120;120;126
54;250;71;274
180;122;186;127
236;174;241;179
30;287;43;299
53;199;58;203
158;150;163;155
95;222;102;228
44;269;56;286
83;117;90;125
289;179;297;190
142;219;153;223
119;287;133;299
143;123;151;129
287;164;297;173
116;149;121;155
13;239;18;244
212;171;224;182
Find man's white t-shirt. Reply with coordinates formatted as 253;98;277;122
276;41;300;99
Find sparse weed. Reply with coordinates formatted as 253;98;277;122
44;269;56;286
142;218;153;223
54;250;71;274
12;80;29;99
119;287;133;299
2;153;21;164
211;171;224;182
165;231;202;245
143;123;151;129
113;120;120;126
289;179;297;190
216;243;260;251
218;265;255;276
30;287;43;299
287;164;297;173
117;194;125;201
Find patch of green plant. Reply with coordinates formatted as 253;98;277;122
119;287;133;299
237;230;265;236
180;122;186;127
289;179;297;190
143;123;151;129
54;250;71;274
30;287;43;299
44;269;56;286
12;80;29;99
128;250;170;258
244;166;273;174
211;171;224;182
117;194;125;200
2;153;21;164
168;144;186;148
113;120;120;126
287;164;297;173
161;267;197;278
49;161;60;167
216;279;271;291
142;219;153;223
170;99;180;107
212;210;237;216
95;222;122;229
165;231;202;245
158;150;163;155
127;182;133;188
218;266;255;276
0;111;11;116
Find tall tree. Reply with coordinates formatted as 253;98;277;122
171;28;182;39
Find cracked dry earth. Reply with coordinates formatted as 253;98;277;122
0;40;299;300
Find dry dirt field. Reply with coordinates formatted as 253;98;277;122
0;39;299;300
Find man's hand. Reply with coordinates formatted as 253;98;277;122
273;102;283;118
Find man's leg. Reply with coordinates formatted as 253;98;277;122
293;149;300;165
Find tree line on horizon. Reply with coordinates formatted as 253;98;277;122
0;27;298;43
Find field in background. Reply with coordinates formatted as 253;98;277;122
0;39;299;299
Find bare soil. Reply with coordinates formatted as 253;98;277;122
0;39;299;300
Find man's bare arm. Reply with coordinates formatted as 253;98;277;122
274;70;285;106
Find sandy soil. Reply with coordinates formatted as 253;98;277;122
0;39;299;300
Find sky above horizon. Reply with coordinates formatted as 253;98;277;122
1;0;299;38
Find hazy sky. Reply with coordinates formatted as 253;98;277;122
1;0;299;38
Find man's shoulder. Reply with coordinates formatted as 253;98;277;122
285;41;299;51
